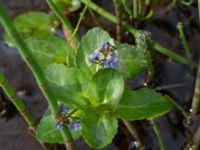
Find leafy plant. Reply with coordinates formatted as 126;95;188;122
1;0;196;149
31;27;173;148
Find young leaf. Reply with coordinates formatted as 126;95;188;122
85;68;124;108
26;35;75;69
76;27;113;76
36;108;82;143
44;64;90;109
113;87;173;120
82;113;118;149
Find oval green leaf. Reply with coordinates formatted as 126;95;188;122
85;68;124;108
82;113;118;149
113;87;173;120
36;108;82;143
26;35;75;69
117;42;152;78
4;11;56;46
44;64;90;109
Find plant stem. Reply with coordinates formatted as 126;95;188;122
177;22;193;68
68;0;91;43
80;0;189;65
191;63;200;114
0;72;36;126
81;0;117;23
0;72;49;150
0;5;76;150
155;83;185;90
153;43;188;65
149;119;165;150
122;120;144;150
167;96;189;118
192;126;200;150
198;0;200;22
180;0;193;6
47;0;80;47
113;0;122;41
133;0;141;19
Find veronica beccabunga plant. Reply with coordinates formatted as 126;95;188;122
0;3;175;150
36;27;173;149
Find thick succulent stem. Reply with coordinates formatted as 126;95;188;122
0;72;36;127
0;72;49;150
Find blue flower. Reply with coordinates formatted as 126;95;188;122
89;49;99;61
55;121;63;129
111;51;117;58
68;119;82;131
102;52;120;68
109;60;118;68
60;105;69;114
102;42;109;50
102;60;109;68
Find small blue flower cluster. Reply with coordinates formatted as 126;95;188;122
55;120;64;129
68;118;81;131
102;52;120;68
89;42;120;68
55;104;81;131
60;105;69;114
89;49;99;61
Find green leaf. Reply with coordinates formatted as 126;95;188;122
36;108;82;143
82;113;118;149
85;68;124;109
4;11;56;46
117;34;153;78
44;64;89;109
36;111;64;143
53;0;81;12
117;43;144;78
76;27;113;77
113;87;173;120
26;35;75;69
15;11;54;33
